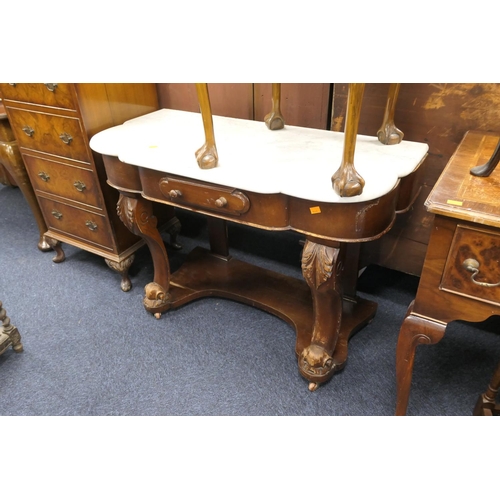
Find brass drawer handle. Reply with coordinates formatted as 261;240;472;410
215;196;227;208
74;180;86;192
85;220;98;231
463;258;500;287
44;83;58;92
22;126;34;137
38;172;50;182
51;210;63;220
59;132;73;145
169;189;182;199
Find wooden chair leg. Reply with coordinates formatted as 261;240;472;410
195;83;218;169
331;83;366;197
473;360;500;415
377;83;404;145
264;83;285;130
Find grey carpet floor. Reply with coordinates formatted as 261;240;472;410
1;181;500;416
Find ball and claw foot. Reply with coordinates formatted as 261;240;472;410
195;143;218;169
377;124;404;145
264;111;285;130
331;164;365;197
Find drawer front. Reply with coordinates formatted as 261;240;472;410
6;107;90;162
38;196;114;250
157;176;250;216
0;83;76;110
441;225;500;306
23;155;102;209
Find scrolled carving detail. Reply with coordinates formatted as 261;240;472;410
144;282;169;310
301;240;338;289
298;344;335;381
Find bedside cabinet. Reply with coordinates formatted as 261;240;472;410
0;83;177;291
395;130;500;415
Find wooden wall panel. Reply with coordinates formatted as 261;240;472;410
333;83;500;276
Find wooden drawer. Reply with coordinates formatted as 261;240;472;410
157;176;250;216
0;83;76;110
5;106;90;162
441;224;500;306
23;154;102;209
38;196;114;250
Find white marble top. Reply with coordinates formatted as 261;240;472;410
90;108;429;204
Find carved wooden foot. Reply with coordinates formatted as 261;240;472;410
332;83;366;197
195;83;218;169
395;303;447;415
377;83;404;145
299;240;344;388
116;193;171;316
45;236;65;263
37;235;52;252
0;301;23;355
105;254;135;292
264;83;285;130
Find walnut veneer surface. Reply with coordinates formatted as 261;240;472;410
396;130;500;415
0;84;161;291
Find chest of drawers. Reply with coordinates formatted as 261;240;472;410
0;83;168;291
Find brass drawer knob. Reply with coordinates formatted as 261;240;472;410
59;132;73;145
74;180;86;192
169;189;182;199
463;258;500;287
85;220;98;231
51;209;63;220
44;83;58;92
215;196;227;208
22;126;34;137
38;172;50;182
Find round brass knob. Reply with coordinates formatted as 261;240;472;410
215;197;227;208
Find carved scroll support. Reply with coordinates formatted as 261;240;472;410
299;240;344;390
195;83;218;169
377;83;404;145
332;83;366;197
0;301;23;355
264;83;285;130
395;302;447;415
116;192;171;317
105;254;135;292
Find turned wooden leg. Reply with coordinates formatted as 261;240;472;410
395;302;447;415
116;192;171;318
264;83;285;130
332;83;366;197
377;83;404;145
298;240;344;391
195;83;218;169
473;360;500;415
470;139;500;177
105;254;135;292
0;301;23;354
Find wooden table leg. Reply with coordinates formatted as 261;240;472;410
264;83;285;130
395;302;447;415
298;239;345;391
473;360;500;415
116;192;171;318
195;83;218;169
377;83;404;145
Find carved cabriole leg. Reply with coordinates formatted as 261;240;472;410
0;301;23;354
116;193;171;318
473;361;500;415
264;83;285;130
332;83;366;197
105;254;135;292
395;302;447;415
45;236;65;262
377;83;404;145
299;239;344;391
195;83;218;170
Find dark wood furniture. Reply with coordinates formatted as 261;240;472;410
0;84;176;291
90;105;428;390
0;101;51;251
0;301;23;356
473;359;500;415
395;130;500;415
